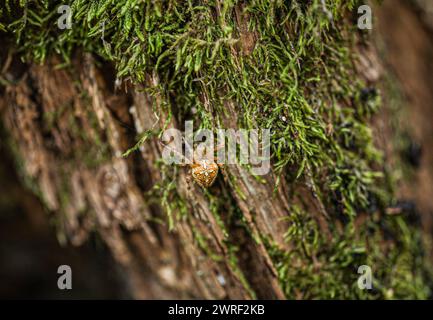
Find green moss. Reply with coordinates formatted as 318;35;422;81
2;0;432;299
266;206;432;299
1;0;377;216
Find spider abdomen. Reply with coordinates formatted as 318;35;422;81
191;160;219;188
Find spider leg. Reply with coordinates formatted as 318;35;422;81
185;169;192;184
184;167;197;195
158;140;193;165
214;143;225;151
217;163;225;175
213;142;227;166
180;135;199;164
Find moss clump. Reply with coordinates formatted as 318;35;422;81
1;0;379;215
266;206;432;299
2;0;432;298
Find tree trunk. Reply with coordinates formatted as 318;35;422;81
1;0;432;299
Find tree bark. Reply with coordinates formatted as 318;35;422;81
1;0;432;299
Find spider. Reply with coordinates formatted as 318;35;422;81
160;138;225;188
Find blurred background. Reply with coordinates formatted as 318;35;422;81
0;138;127;298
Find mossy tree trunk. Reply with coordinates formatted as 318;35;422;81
0;0;432;299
